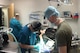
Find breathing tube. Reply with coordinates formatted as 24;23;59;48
7;28;21;53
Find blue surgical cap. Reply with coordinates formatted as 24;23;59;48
44;6;60;19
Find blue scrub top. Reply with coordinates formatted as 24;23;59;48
18;25;36;53
10;18;22;41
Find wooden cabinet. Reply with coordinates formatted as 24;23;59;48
8;3;14;27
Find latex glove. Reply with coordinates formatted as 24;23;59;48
33;44;40;51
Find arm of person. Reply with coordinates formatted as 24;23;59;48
19;43;34;49
18;31;34;49
58;46;67;53
18;30;38;49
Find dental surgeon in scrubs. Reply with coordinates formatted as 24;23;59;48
10;13;22;41
18;21;42;53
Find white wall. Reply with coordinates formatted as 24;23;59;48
0;0;79;37
77;0;80;37
0;0;10;5
48;0;78;17
2;8;8;27
11;0;77;24
47;0;79;35
10;0;50;26
10;0;79;35
65;19;78;34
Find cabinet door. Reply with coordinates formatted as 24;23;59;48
8;3;14;27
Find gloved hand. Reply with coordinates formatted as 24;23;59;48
33;44;40;51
